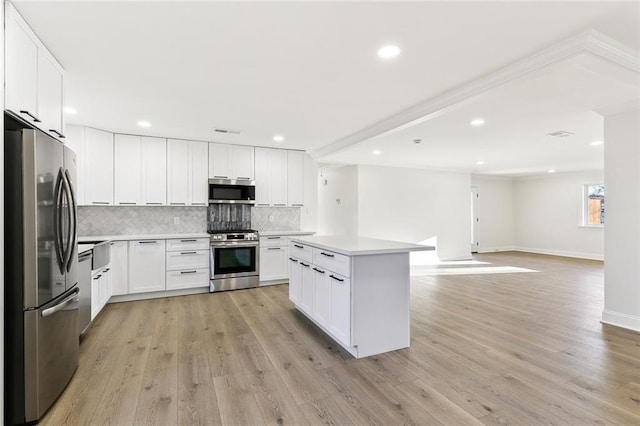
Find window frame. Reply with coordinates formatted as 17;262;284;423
581;183;605;228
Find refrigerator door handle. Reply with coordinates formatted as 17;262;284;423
53;168;65;275
41;287;80;318
63;169;77;272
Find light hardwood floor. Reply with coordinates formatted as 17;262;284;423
42;252;640;425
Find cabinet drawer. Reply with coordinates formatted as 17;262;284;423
260;235;288;247
289;241;313;263
166;268;209;290
166;237;209;251
312;248;351;277
166;250;209;271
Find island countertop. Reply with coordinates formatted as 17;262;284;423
289;235;435;256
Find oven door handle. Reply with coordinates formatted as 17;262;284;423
210;242;259;247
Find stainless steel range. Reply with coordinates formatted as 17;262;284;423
209;229;259;292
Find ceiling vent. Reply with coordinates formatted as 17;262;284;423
213;127;241;135
547;130;574;138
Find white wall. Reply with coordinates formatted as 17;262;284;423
471;175;515;252
602;106;640;332
299;155;318;231
356;165;471;261
317;165;359;236
513;170;604;260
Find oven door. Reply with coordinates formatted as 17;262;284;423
210;242;259;279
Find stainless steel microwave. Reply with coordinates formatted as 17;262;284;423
208;179;256;204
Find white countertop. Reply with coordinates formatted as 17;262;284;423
259;230;315;237
290;235;435;256
78;243;94;254
79;233;210;242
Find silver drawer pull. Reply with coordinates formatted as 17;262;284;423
170;202;186;205
91;201;110;205
20;110;41;122
180;251;198;255
267;237;281;240
320;252;335;258
146;202;163;205
289;258;298;263
293;244;303;249
300;262;310;267
180;270;197;274
118;202;136;205
268;247;281;251
139;241;158;244
313;267;325;274
180;239;197;242
330;275;344;282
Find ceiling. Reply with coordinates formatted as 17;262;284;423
13;1;640;176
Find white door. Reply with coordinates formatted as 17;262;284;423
128;240;166;293
300;262;314;315
208;143;231;179
85;128;114;205
254;147;270;206
313;267;331;329
64;125;86;205
37;51;64;137
167;139;189;206
231;145;255;180
110;241;129;296
471;186;479;253
259;246;288;281
114;134;142;205
141;137;167;205
330;273;351;347
189;141;209;206
269;149;288;206
287;151;305;207
288;257;302;304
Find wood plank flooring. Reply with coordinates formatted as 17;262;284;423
41;252;640;425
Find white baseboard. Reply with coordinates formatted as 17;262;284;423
477;246;516;253
601;309;640;332
512;246;604;261
108;286;209;303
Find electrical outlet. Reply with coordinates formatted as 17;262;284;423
174;216;180;225
268;214;274;223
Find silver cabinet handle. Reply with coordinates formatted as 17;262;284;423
268;247;281;251
41;288;80;318
180;270;197;274
170;202;185;205
267;237;281;240
92;201;110;205
19;110;41;122
139;241;158;244
146;202;163;205
93;275;102;280
313;267;325;274
300;262;310;267
293;244;303;249
320;252;335;258
180;239;197;242
214;175;228;179
330;275;344;282
180;251;198;255
118;202;136;205
291;204;304;207
289;258;298;263
274;204;286;206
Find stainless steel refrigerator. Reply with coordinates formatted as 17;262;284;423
4;112;80;425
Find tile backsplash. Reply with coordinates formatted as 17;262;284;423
78;205;301;236
78;206;207;236
251;207;300;231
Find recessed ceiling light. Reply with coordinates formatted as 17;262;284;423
548;169;556;174
372;150;382;155
591;140;604;146
137;120;151;128
63;107;77;115
377;45;401;59
273;135;285;142
470;118;485;127
476;160;485;165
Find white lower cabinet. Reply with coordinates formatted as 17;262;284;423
166;269;209;291
289;242;351;348
91;264;112;320
259;235;289;284
128;240;166;293
110;241;129;296
165;237;209;290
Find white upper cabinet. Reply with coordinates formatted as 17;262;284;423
189;141;209;205
255;147;287;206
167;139;207;206
5;3;65;138
141;137;167;205
64;125;86;205
167;139;190;206
287;151;305;207
114;134;142;205
209;143;254;180
84;128;114;205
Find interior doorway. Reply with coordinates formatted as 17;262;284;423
471;186;478;253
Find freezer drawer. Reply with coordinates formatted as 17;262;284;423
24;286;79;422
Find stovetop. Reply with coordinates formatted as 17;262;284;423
208;229;258;235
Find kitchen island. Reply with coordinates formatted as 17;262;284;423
288;235;434;358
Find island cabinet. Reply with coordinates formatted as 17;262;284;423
288;236;434;359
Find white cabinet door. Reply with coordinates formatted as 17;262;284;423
5;4;38;123
37;50;64;138
270;149;288;206
167;139;189;206
288;257;302;304
100;267;112;307
300;261;314;314
313;266;331;329
259;246;289;281
114;134;142;205
85;128;114;205
189;141;209;206
287;151;305;207
91;272;100;320
110;241;129;296
65;125;85;205
128;240;166;293
231;145;254;180
208;143;231;179
141;137;167;205
254;147;270;206
330;273;351;347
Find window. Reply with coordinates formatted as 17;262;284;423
583;184;605;226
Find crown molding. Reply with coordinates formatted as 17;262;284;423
310;29;640;161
